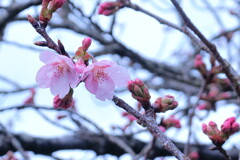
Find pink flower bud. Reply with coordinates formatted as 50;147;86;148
188;151;199;160
209;121;217;127
53;89;74;109
135;78;144;86
197;102;211;110
127;115;137;121
42;0;52;7
48;0;66;12
121;112;137;121
161;115;181;129
82;38;92;51
194;55;204;68
98;2;120;16
202;123;208;134
208;85;219;98
162;95;174;104
231;123;239;133
202;120;234;146
127;79;151;106
153;95;178;113
221;117;239;136
194;54;207;76
159;126;166;132
133;85;144;97
39;7;52;23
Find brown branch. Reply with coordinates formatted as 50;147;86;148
112;96;190;160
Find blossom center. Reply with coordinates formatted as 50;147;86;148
93;66;109;83
53;62;67;78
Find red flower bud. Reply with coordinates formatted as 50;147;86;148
188;151;199;160
128;79;151;107
48;0;66;12
98;2;121;16
161;115;181;129
197;102;212;110
53;89;74;109
153;95;178;113
194;54;207;77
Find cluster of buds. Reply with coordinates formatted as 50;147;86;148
39;0;66;26
74;37;92;62
98;2;124;16
201;84;231;102
202;117;239;146
160;115;181;131
23;88;36;105
188;151;199;160
221;117;239;139
128;78;151;109
53;89;74;109
153;95;178;113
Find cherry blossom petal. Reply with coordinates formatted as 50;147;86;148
95;78;115;100
50;72;70;98
40;51;61;64
96;60;116;67
105;66;130;87
67;68;80;88
85;74;98;94
36;64;54;88
60;55;75;68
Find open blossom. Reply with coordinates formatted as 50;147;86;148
36;51;79;98
81;60;130;101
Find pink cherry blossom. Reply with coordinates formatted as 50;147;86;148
81;60;130;101
36;51;79;98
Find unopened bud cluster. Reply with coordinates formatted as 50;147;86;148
201;84;231;102
160;115;181;131
153;95;178;113
128;78;151;107
202;117;239;146
40;0;66;25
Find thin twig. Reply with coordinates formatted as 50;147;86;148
169;0;240;99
